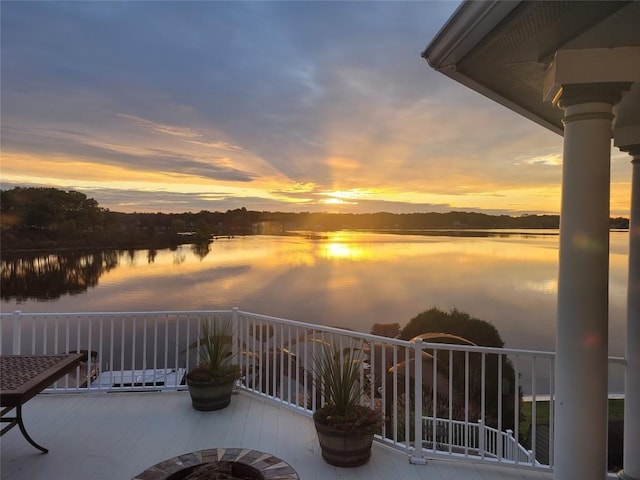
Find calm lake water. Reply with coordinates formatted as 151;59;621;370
1;230;629;356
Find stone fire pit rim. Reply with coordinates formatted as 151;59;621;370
131;447;300;480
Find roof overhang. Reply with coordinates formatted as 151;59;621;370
422;1;640;139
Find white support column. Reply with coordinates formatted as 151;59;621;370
553;91;615;480
544;47;637;480
617;142;640;480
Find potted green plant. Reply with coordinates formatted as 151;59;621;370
311;342;382;467
186;318;241;411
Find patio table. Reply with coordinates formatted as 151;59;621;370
1;353;86;453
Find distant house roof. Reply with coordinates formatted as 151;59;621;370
422;1;640;139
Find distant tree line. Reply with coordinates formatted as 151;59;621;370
0;187;630;252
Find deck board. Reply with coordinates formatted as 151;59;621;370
0;391;552;480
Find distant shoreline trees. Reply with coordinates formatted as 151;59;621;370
0;187;630;252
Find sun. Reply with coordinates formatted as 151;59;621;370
321;198;349;205
318;189;371;206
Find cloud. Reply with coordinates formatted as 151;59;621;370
1;126;257;182
116;115;203;140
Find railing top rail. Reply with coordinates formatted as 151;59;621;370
1;309;230;318
417;341;558;358
236;310;411;346
236;311;560;357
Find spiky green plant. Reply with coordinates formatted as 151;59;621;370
312;342;382;433
314;344;362;413
188;318;240;384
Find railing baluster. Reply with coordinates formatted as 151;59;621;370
142;317;147;375
481;352;486;459
53;317;59;354
497;352;503;461
464;350;469;456
108;316;114;390
120;316;125;387
64;316;71;389
378;339;384;418
174;314;179;383
392;344;398;443
513;354;520;464
448;349;453;454
164;316;169;378
12;311;22;355
289;324;294;404
548;355;555;468
531;355;537;467
278;323;284;400
98;317;104;389
249;315;255;392
404;342;410;451
42;318;47;354
132;316;137;384
303;327;309;411
30;318;35;354
86;317;93;390
432;347;437;453
252;317;258;393
154;316;160;380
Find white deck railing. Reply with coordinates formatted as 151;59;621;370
0;309;626;473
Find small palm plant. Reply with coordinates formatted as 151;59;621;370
187;318;240;385
312;342;381;433
186;317;241;411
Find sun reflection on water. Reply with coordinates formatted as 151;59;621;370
321;242;367;260
521;279;558;294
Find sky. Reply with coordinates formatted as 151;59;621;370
0;1;633;216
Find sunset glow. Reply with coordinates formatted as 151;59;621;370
0;2;632;216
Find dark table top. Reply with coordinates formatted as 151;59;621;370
1;354;86;407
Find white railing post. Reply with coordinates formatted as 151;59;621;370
410;338;427;464
478;419;485;457
12;310;22;355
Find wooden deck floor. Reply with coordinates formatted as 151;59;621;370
0;391;552;480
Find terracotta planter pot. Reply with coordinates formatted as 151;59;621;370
314;419;374;467
186;376;235;411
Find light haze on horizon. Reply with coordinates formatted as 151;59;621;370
0;1;632;217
